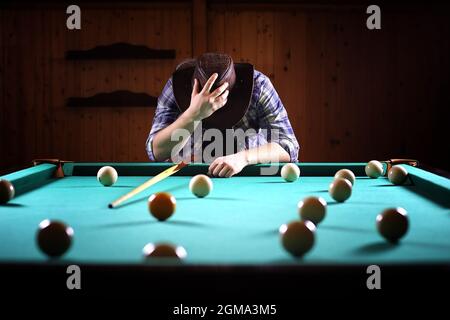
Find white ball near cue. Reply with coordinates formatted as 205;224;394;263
281;163;300;182
189;174;213;198
97;166;118;187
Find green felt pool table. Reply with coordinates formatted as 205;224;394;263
0;162;449;299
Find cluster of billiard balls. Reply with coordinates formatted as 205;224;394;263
365;160;409;185
0;161;411;259
278;162;410;257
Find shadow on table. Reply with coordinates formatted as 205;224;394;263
320;225;372;234
165;220;211;228
252;229;279;238
95;219;211;229
96;220;158;229
353;241;398;255
0;203;25;207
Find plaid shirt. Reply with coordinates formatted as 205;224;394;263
146;70;299;162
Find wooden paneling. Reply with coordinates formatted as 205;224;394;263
1;2;449;173
208;5;450;169
192;0;207;56
0;4;192;172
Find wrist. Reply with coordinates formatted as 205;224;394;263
240;149;250;165
182;108;201;123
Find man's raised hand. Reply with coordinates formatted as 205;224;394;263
185;73;229;121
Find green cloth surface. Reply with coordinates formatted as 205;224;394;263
1;162;449;266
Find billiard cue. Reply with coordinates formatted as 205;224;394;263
108;162;188;209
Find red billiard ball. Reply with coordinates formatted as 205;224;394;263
0;179;15;204
37;220;74;257
298;196;327;225
376;207;409;243
142;243;187;259
279;220;316;257
148;192;176;221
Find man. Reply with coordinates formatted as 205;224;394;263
146;53;299;177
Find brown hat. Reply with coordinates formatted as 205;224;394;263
172;53;254;130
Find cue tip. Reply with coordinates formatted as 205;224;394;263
108;203;114;209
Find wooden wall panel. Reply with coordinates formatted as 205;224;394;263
2;11;22;169
0;4;192;173
0;10;5;167
1;2;449;173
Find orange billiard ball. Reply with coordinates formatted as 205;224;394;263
143;243;187;259
298;196;327;225
148;192;176;221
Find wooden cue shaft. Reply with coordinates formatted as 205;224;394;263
108;162;187;209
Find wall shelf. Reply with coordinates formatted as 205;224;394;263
66;90;158;107
66;42;176;60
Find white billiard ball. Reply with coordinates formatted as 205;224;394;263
281;163;300;182
334;169;356;186
298;196;327;225
329;178;352;202
365;160;384;178
388;165;408;185
97;166;118;187
189;174;213;198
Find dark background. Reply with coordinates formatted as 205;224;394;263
1;0;449;174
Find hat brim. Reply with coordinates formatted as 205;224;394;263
172;63;254;130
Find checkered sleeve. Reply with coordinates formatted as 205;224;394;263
145;78;181;161
257;75;300;162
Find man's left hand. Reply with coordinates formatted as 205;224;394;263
208;152;248;178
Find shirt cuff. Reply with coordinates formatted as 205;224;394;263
145;135;157;162
278;139;299;162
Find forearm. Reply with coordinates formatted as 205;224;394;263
152;111;199;161
242;142;291;165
